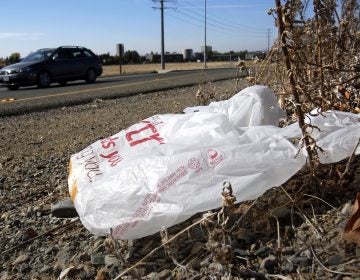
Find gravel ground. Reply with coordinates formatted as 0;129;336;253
1;79;360;279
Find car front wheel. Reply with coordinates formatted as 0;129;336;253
37;71;51;88
85;68;97;84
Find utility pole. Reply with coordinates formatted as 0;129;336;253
267;28;271;53
152;0;175;70
204;0;207;68
160;0;165;70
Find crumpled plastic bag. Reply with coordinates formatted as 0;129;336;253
275;109;360;163
183;85;286;127
68;85;360;239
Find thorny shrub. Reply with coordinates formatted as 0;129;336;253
265;0;360;170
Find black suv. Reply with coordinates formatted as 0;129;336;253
0;46;103;90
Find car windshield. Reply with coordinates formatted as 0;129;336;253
21;49;55;62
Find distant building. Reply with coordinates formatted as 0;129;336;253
116;44;124;56
194;52;204;61
145;53;184;63
201;46;212;54
182;49;193;61
211;54;233;61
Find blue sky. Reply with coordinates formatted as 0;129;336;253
0;0;277;58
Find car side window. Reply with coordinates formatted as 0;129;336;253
53;50;69;60
83;50;93;57
71;50;86;59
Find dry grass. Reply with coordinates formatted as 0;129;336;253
101;61;236;76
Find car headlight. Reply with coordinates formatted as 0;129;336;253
8;68;30;74
9;69;20;74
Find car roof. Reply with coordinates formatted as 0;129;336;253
37;48;57;51
37;46;89;52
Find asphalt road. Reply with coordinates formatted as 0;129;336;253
0;68;239;116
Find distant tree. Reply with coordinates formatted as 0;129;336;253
123;50;141;64
99;53;117;65
140;55;147;63
98;51;148;65
8;52;21;64
0;57;5;68
237;50;248;60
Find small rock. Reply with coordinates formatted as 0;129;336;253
51;198;78;218
296;230;307;241
82;264;96;278
231;238;243;250
56;246;72;266
95;268;109;280
93;239;106;253
146;272;158;279
124;247;135;260
282;261;294;273
26;206;33;218
12;254;29;265
328;255;343;266
79;252;91;262
233;249;249;257
158;269;172;280
260;255;277;273
0;272;11;280
40;265;53;274
356;246;360;257
1;212;9;221
19;263;31;273
53;264;63;278
45;246;59;255
209;262;224;274
234;228;257;245
292;257;310;266
58;266;78;280
104;254;120;267
300;249;312;258
340;201;353;216
108;266;121;279
91;253;105;265
254;247;273;257
22;227;38;241
12;219;22;227
190;242;204;255
271;207;292;225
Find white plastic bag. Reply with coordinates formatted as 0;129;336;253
68;85;359;240
183;85;286;127
277;110;360;163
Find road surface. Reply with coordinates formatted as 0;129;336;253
0;68;240;116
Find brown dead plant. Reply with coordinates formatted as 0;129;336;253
258;0;360;175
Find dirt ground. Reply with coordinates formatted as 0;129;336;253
102;61;237;76
0;78;359;279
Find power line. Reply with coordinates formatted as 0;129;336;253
166;12;204;29
167;9;268;37
178;0;270;31
172;0;272;51
153;0;271;53
176;3;264;33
